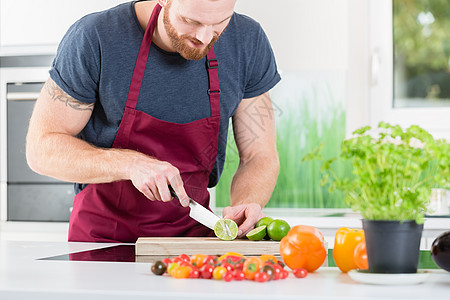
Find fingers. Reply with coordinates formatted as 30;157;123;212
223;204;264;238
169;175;190;207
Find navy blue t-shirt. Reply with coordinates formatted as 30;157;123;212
49;1;281;192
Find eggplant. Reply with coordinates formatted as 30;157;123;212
431;231;450;272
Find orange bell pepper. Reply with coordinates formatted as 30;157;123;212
332;227;365;273
279;225;327;272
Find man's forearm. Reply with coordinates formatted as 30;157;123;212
229;152;280;208
26;132;138;184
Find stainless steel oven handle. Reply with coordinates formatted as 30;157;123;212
6;92;40;101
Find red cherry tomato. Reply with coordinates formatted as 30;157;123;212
200;264;214;279
221;262;234;272
190;267;200;279
280;269;289;279
178;254;190;263
223;271;234;282
203;255;217;266
171;257;183;264
293;268;308;278
272;264;282;280
161;258;172;266
233;270;245;281
254;272;269;282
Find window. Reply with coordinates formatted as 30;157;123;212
369;0;450;139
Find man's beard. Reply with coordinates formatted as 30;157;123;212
163;6;220;60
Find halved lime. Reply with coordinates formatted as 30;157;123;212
256;217;273;240
246;225;267;241
214;219;238;241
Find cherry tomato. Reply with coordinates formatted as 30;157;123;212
254;272;269;282
173;266;192;279
178;254;190;263
200;264;214;279
243;257;264;280
151;261;167;276
171;257;183;264
162;258;172;266
280;269;289;279
223;271;234;282
190;254;207;268
203;255;218;266
212;266;227;280
167;262;180;277
221;262;234;272
293;268;308;278
190;267;201;279
233;270;245;281
272;264;282;280
354;241;369;270
261;264;275;280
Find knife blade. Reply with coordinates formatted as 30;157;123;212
168;185;220;230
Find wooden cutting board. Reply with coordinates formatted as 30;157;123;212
135;237;280;256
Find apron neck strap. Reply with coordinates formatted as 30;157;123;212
125;4;221;118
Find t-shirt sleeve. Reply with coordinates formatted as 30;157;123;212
49;17;100;103
243;25;281;99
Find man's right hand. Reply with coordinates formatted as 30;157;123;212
127;154;190;206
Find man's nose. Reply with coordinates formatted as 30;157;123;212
195;25;213;45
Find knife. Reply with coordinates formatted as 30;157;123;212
168;185;223;231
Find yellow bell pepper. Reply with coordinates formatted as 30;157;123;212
333;227;365;273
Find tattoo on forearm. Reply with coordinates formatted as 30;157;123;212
44;80;94;112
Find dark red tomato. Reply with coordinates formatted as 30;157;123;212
151;261;167;276
178;254;191;263
200;264;214;279
293;268;308;278
223;271;234;282
254;272;269;282
272;264;282;280
261;265;275;280
233;270;245;281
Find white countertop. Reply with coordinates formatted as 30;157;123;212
0;240;449;300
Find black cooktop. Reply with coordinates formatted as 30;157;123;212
39;245;138;262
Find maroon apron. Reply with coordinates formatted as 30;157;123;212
68;4;221;242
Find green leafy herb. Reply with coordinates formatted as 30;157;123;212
303;122;450;223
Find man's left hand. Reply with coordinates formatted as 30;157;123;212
222;203;265;238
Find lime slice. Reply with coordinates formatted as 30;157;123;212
246;225;267;241
256;217;273;240
214;219;238;241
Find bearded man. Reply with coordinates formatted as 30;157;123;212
26;0;281;242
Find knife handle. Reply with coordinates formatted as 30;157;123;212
168;185;179;200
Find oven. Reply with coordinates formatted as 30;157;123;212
1;57;74;222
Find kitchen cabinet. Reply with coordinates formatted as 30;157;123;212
0;0;126;54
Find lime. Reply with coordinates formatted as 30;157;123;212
267;219;290;241
256;216;274;240
246;225;267;241
256;216;274;227
214;219;238;241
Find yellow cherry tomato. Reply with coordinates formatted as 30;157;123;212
212;266;227;280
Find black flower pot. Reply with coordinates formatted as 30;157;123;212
362;220;423;273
